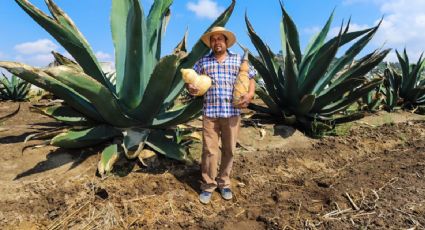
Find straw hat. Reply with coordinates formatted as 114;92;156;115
201;26;236;48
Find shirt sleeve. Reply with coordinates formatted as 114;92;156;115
193;60;202;75
248;63;257;79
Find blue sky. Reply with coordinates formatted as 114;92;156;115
0;0;424;67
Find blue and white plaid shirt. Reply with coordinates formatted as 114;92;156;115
193;51;257;118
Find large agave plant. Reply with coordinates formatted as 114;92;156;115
245;2;390;134
0;73;31;101
384;49;425;112
0;0;236;176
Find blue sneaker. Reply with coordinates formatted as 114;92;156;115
199;191;212;204
219;188;233;200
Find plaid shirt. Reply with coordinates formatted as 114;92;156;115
193;51;257;118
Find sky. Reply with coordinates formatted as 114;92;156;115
0;0;424;68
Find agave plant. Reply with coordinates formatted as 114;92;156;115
383;49;425;113
0;73;31;101
0;0;236;176
360;83;384;112
245;2;390;134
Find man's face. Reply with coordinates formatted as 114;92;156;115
210;33;227;55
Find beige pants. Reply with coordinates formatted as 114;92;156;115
201;116;241;192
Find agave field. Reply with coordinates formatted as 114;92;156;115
0;0;424;229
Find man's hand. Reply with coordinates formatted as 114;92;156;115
186;83;199;96
237;93;254;108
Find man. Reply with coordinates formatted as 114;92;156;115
186;27;257;204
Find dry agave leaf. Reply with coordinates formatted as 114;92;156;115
258;128;266;140
184;131;202;141
242;111;255;119
138;149;157;166
236;141;255;152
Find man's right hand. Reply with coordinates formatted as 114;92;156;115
186;83;199;96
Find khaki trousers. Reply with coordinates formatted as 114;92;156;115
201;116;241;192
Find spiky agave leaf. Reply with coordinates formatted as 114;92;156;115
30;105;95;126
50;125;121;149
98;144;120;177
246;3;389;135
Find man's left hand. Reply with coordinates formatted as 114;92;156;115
237;93;254;108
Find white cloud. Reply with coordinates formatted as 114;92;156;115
340;0;425;62
14;39;58;55
372;0;425;61
15;54;54;67
11;39;58;67
95;51;112;61
187;0;224;19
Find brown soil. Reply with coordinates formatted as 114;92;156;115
0;101;424;229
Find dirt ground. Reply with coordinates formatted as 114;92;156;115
0;101;424;229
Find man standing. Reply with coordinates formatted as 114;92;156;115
187;27;257;204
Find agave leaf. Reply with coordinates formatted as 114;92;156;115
313;77;365;111
298;27;375;83
122;128;150;159
324;49;390;95
279;1;301;65
300;27;341;96
146;129;190;163
315;23;381;93
384;67;400;110
405;54;425;97
247;103;275;115
15;0;110;89
23;128;70;149
152;98;203;128
51;125;121;148
409;87;425;103
303;9;335;62
256;87;282;116
245;14;279;86
321;78;383;115
333;112;364;124
0;62;103;122
45;66;140;127
283;41;299;105
32;105;95;126
174;29;188;54
297;94;316;115
395;50;409;83
146;0;173;62
51;51;79;67
248;53;283;106
98;144;120;177
129;55;180;124
279;20;287;58
112;0;147;109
